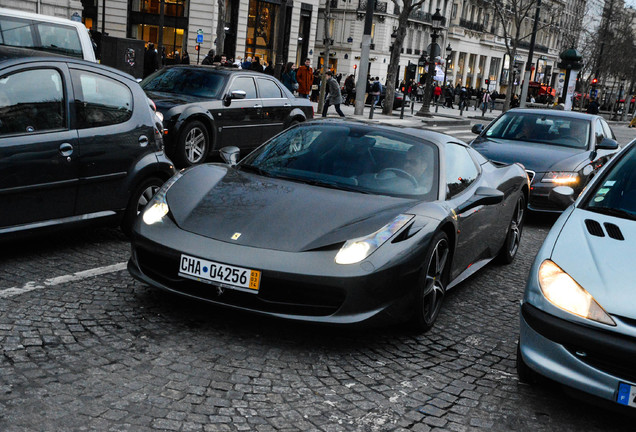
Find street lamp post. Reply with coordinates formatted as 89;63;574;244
416;8;444;117
442;43;452;88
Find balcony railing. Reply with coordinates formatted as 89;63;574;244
357;1;388;13
408;9;447;25
517;40;549;54
459;19;484;32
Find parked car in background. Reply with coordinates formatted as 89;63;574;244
518;137;636;410
470;109;619;212
0;7;96;61
365;88;410;110
0;47;174;238
141;65;314;167
128;120;528;331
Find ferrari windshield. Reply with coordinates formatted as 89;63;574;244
485;112;590;149
240;124;439;200
141;68;225;99
583;142;636;220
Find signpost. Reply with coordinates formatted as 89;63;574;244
196;29;203;64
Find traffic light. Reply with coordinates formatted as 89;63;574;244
485;79;490;85
195;44;200;51
591;77;598;86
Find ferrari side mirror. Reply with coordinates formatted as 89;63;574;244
220;146;240;166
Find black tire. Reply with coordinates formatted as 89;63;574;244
174;120;210;167
498;194;526;264
411;231;450;333
286;119;300;130
516;340;538;384
121;177;164;236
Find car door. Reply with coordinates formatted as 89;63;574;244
590;118;616;174
218;75;263;150
257;77;290;141
443;143;498;278
70;66;152;214
0;63;79;230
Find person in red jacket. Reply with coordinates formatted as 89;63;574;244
295;58;314;99
433;84;442;104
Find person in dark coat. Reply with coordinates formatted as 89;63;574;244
201;49;215;65
250;57;263;72
181;50;190;64
343;74;355;105
322;71;345;117
143;43;159;78
263;61;274;75
587;98;600;114
281;62;297;93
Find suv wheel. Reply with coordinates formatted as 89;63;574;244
175;120;209;167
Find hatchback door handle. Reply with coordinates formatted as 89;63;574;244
284;103;291;107
59;143;73;157
138;135;149;147
253;104;263;109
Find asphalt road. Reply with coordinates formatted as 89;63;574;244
1;217;635;430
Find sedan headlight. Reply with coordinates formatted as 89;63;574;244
538;260;615;326
541;172;580;185
142;171;183;225
335;214;413;265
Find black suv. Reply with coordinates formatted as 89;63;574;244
0;47;175;238
141;66;314;167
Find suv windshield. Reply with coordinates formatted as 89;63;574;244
240;124;439;200
583;142;636;220
141;67;225;98
485;112;590;149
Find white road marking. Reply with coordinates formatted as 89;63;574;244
0;262;128;298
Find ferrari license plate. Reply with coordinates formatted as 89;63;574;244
178;254;261;293
617;383;636;408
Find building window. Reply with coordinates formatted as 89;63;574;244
128;0;188;64
245;0;279;64
452;3;457;19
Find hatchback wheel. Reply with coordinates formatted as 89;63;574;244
175;120;209;167
498;194;525;264
411;232;450;333
121;177;163;236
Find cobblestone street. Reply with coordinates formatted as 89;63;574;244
0;216;633;431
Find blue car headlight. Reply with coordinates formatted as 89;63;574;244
142;171;184;225
335;214;414;265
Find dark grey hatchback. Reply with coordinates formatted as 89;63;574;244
141;66;314;167
0;47;175;238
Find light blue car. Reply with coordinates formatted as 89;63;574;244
518;137;636;408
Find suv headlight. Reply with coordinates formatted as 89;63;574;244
541;172;579;185
538;260;615;326
335;214;413;265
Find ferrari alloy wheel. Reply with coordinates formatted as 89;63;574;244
498;194;525;264
176;120;209;167
412;232;450;333
121;177;164;236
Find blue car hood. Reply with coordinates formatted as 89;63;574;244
165;164;417;252
550;208;636;320
471;137;588;172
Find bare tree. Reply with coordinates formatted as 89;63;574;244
488;0;561;111
382;0;427;114
215;0;226;56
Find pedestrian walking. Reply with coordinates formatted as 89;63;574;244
181;50;190;64
310;71;321;102
241;56;252;70
263;61;274;75
343;74;355;105
295;58;313;99
370;77;382;108
250;57;263;72
586;98;600;114
143;42;159;77
481;91;491;116
322;71;345;117
458;87;468;110
201;49;215;65
433;84;442;104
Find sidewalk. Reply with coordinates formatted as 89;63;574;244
311;99;502;127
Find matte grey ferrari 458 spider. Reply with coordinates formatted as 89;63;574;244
128;120;528;331
518;137;636;409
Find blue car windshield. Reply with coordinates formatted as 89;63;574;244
239;124;439;200
141;68;224;99
485;113;590;149
583;142;636;220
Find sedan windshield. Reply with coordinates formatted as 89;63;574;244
485;113;590;149
240;124;439;200
583;142;636;220
141;68;224;98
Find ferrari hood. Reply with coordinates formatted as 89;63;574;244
166;165;417;252
471;137;587;172
550;208;636;320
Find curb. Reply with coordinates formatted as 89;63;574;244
420;119;471;126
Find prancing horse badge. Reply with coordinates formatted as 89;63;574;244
231;233;241;240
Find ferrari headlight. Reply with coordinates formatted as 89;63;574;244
142;171;183;225
538;260;615;326
541;172;580;185
335;214;413;265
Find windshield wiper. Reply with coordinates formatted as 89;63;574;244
586;206;636;220
301;179;369;194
